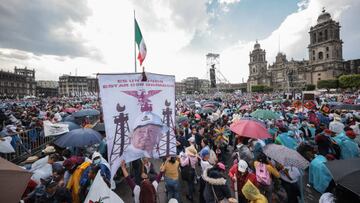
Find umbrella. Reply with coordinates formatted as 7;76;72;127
262;144;310;169
58;121;81;131
54;128;102;147
250;109;280;120
240;105;251;110
63;115;76;123
92;122;105;133
73;109;100;118
177;116;189;124
64;107;78;113
0;157;32;203
325;158;360;196
230;119;271;139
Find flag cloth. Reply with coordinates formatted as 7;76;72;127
135;18;147;65
43;120;69;137
84;172;124;203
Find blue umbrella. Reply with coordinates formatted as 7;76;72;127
54;128;102;147
72;109;100;118
63;115;76;122
58;121;81;131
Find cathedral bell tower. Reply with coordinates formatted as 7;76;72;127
247;40;268;91
308;8;343;65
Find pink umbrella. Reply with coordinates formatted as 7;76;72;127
230;120;271;139
64;107;78;113
240;105;250;110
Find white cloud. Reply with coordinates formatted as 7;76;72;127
219;0;241;4
0;0;359;84
219;0;358;83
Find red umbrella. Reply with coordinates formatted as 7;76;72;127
64;107;78;113
240;105;250;110
230;120;271;139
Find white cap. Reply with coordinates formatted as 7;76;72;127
133;112;164;130
188;136;195;143
238;159;248;172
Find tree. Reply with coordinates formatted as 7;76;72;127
305;84;316;91
251;85;272;93
339;74;360;89
317;79;338;91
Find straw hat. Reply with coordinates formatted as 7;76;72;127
24;156;39;164
42;146;56;154
185;146;197;156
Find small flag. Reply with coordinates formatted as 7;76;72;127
320;104;331;114
303;101;316;110
135;18;147;65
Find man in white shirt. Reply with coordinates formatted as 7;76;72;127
329;114;345;134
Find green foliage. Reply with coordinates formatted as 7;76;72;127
251;85;273;92
339;74;360;88
317;79;338;90
305;84;316;91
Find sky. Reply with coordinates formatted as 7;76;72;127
0;0;359;83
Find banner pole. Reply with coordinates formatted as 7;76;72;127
134;10;137;73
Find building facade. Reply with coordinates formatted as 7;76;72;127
247;10;360;92
0;67;36;98
59;75;98;97
36;80;59;97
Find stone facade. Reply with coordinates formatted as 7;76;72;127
0;67;36;98
59;75;98;97
247;10;360;92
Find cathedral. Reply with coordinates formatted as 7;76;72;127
247;9;360;92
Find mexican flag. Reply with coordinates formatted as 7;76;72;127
135;18;147;66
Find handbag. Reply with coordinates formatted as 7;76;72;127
211;185;228;203
181;157;195;181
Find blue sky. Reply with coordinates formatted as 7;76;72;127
0;0;359;82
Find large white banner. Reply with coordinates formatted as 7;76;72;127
98;73;176;178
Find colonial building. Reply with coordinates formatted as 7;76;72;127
247;9;360;92
36;80;59;97
59;75;98;97
0;67;36;98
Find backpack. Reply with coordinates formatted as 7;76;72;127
255;163;271;186
181;158;195;181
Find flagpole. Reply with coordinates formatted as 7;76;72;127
134;10;137;73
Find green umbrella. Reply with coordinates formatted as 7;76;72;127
250;109;280;120
177;116;189;124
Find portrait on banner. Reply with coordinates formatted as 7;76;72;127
98;73;176;177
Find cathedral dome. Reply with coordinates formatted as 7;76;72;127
254;40;261;50
317;8;331;24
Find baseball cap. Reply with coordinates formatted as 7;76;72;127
200;148;210;158
187;136;195;143
238;159;248;172
133;112;165;131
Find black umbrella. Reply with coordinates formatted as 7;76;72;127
326;158;360;196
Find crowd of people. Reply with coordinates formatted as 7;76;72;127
1;92;360;203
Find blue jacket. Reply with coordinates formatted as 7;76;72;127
276;132;298;150
333;133;360;159
309;155;332;193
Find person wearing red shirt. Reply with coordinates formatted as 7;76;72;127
228;159;258;203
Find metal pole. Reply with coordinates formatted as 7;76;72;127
134;10;137;73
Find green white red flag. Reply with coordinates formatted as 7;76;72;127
135;18;147;66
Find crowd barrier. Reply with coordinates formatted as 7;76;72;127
0;128;56;164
